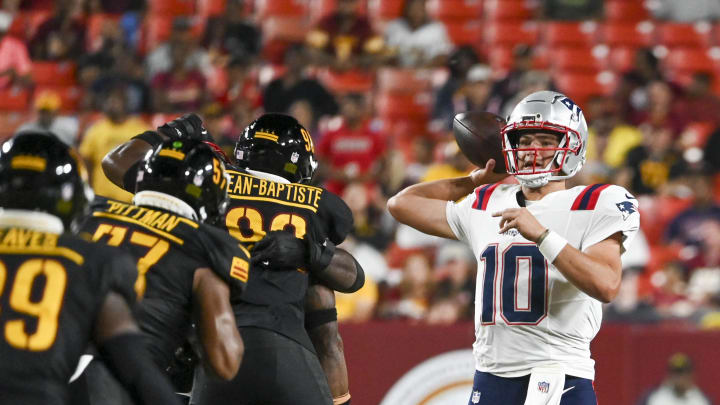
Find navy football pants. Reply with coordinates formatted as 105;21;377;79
467;371;597;405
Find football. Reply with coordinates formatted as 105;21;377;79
452;111;507;173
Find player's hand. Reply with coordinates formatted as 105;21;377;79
157;113;212;141
251;230;305;270
469;159;508;187
492;208;547;242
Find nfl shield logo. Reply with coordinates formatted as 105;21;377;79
538;381;550;393
291;152;299;163
471;390;481;403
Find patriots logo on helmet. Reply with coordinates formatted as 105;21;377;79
616;201;637;221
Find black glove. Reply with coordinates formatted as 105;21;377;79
157;113;212;142
252;230;335;274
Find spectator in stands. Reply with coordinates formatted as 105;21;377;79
500;69;552;118
487;44;534;115
145;17;211;81
604;267;662;324
581;95;643;184
426;243;475;325
702;125;720;174
87;0;144;14
88;50;148;114
665;166;720;247
17;90;78;146
263;44;338;126
306;0;383;70
216;55;261;109
150;41;208;113
29;0;85;61
79;86;148;202
203;0;260;61
615;49;663;122
674;73;720;127
422;141;472;182
336;235;383;323
378;252;433;320
616;123;686;196
316;92;387;196
343;181;394;251
384;0;453;68
0;13;32;89
631;80;687;136
432;46;479;129
404;136;436;184
432;63;493;129
636;353;712;405
541;0;603;20
79;20;149;113
650;0;720;22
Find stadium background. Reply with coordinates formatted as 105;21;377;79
1;0;720;403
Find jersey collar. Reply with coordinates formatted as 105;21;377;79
245;169;291;184
133;191;198;221
0;209;64;234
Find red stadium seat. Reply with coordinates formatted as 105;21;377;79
262;16;310;42
662;47;714;75
604;0;649;21
679;121;716;150
7;10;51;40
426;0;483;21
31;62;77;86
0;87;30;111
316;69;374;94
543;22;599;47
367;0;404;20
484;22;539;46
548;46;608;72
488;45;515;72
553;71;617;107
255;0;307;17
309;0;367;22
34;86;82;112
608;46;639;72
600;21;655;48
377;68;433;92
139;15;172;54
484;0;534;21
376;92;432;118
148;0;195;15
0;112;31;140
197;0;227;16
656;23;712;48
86;13;121;52
445;21;483;46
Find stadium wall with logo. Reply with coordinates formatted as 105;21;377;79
339;322;720;405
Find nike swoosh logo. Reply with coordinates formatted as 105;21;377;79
562;386;575;395
625;193;636;200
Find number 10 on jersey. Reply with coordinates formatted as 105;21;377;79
480;243;548;325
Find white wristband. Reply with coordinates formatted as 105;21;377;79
537;230;568;263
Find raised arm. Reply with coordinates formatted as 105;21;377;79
94;292;181;405
192;267;244;380
102;114;213;190
388;159;507;239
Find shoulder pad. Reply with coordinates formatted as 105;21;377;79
570;184;613;211
194;223;250;294
317;189;353;244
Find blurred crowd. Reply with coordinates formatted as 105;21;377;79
2;0;720;328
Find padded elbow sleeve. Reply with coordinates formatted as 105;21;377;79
99;333;180;405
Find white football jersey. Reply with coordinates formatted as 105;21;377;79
446;183;640;380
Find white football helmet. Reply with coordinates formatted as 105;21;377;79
501;90;588;188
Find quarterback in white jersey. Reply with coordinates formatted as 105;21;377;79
389;90;639;405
